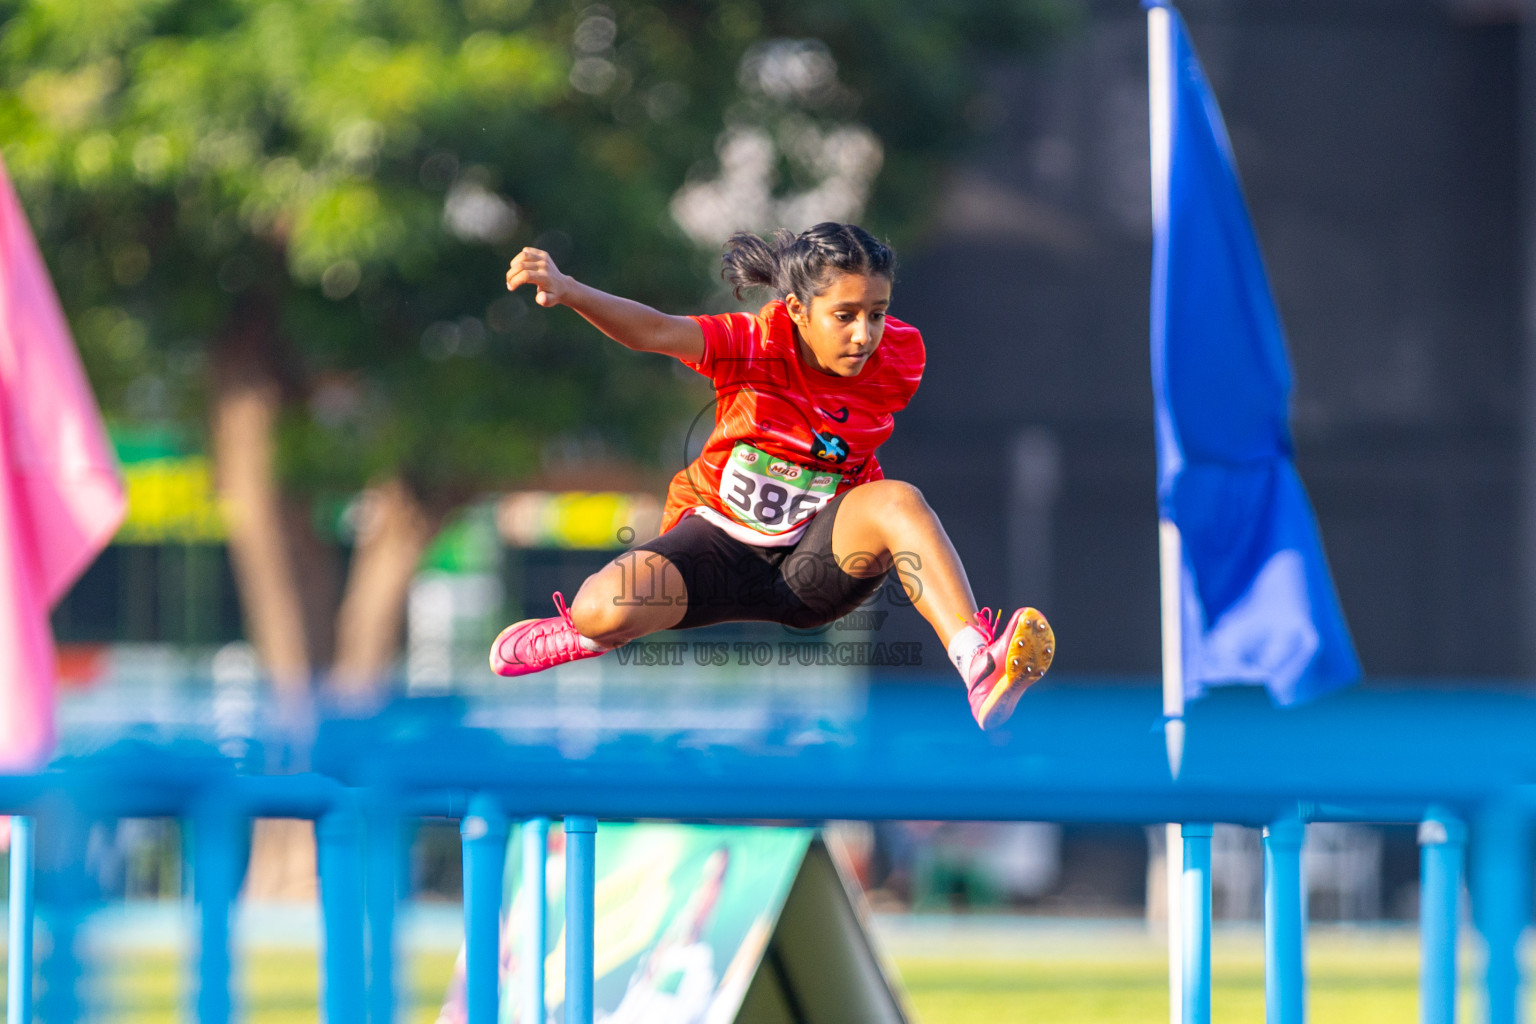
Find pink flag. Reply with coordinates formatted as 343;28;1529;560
0;156;126;770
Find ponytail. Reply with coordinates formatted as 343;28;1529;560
720;230;790;297
720;222;896;306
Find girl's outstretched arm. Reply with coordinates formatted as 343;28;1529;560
506;247;705;361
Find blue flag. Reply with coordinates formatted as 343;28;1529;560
1150;5;1360;705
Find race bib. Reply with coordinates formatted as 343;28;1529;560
719;443;841;536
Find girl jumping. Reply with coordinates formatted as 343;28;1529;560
489;222;1053;730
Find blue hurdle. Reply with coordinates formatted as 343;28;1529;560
8;815;33;1024
366;795;403;1024
521;817;550;1024
1263;815;1306;1024
1179;824;1213;1024
562;816;597;1024
2;682;1531;1023
462;794;509;1024
1419;806;1466;1024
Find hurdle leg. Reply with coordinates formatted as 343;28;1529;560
9;816;35;1024
365;806;402;1024
1180;824;1213;1024
564;817;597;1024
1167;823;1183;1024
522;818;550;1024
1263;816;1306;1024
319;807;368;1024
462;795;509;1024
1474;799;1529;1024
191;802;241;1024
1419;807;1466;1024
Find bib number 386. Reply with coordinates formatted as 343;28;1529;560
721;444;841;536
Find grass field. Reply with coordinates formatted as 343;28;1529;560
63;925;1515;1022
896;939;1425;1024
886;923;1498;1024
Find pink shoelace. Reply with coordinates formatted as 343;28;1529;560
551;591;574;626
970;607;1001;644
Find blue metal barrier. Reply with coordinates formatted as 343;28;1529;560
192;797;240;1024
365;799;402;1024
521;817;550;1024
562;817;597;1024
1263;816;1306;1024
1179;824;1212;1024
1420;807;1466;1024
8;816;33;1024
462;794;509;1024
319;803;368;1024
4;681;1536;1023
1475;797;1532;1024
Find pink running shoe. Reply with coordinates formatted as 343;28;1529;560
489;592;606;677
963;606;1054;730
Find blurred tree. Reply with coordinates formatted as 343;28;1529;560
0;0;1068;695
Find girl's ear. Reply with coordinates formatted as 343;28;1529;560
784;293;807;325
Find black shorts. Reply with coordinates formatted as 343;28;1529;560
633;490;889;630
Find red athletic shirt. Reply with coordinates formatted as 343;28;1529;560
660;299;925;544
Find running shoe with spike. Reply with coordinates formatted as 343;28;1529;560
489;592;606;677
962;606;1054;730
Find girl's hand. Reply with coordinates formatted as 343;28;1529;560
505;247;573;307
502;246;705;360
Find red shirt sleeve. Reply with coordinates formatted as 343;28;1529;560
881;319;926;411
683;312;757;381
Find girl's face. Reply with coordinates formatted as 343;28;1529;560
785;272;892;378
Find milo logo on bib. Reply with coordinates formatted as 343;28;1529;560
721;443;841;536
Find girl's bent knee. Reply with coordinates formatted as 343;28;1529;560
868;479;930;517
568;585;627;642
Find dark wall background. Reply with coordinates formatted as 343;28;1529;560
875;0;1523;679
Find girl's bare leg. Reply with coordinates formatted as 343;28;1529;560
567;549;688;646
828;480;979;646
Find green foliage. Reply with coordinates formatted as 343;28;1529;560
0;0;1066;500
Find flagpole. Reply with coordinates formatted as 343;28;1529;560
1159;521;1185;775
1146;0;1183;776
1147;6;1185;1024
1159;520;1185;1024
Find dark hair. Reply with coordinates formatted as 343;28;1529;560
720;222;896;307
